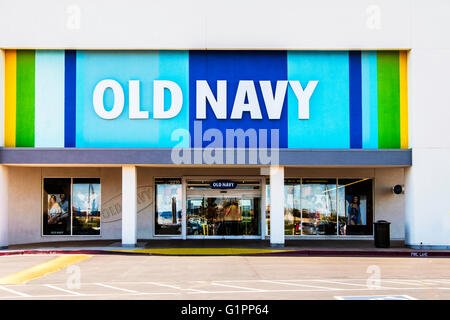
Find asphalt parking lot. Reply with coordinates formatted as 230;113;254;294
0;254;449;300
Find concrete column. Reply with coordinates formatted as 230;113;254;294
122;165;137;247
404;45;450;249
405;152;450;249
270;166;284;247
0;166;8;249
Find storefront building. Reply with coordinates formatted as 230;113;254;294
0;0;449;249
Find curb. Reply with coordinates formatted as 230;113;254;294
1;249;449;258
262;250;450;258
0;250;131;256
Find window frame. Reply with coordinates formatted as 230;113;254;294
265;176;375;238
41;176;102;237
153;177;183;238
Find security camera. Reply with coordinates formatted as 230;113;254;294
392;185;404;194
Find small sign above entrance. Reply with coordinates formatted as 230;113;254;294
210;180;237;189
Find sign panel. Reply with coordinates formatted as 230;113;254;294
3;50;408;150
210;180;237;189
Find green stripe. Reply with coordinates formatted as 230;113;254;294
377;51;400;149
16;50;36;147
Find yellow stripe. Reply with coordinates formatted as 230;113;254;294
107;248;292;255
4;50;16;147
399;51;408;149
0;255;90;285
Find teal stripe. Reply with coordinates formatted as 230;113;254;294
157;50;190;147
35;50;65;147
287;51;350;148
361;51;378;148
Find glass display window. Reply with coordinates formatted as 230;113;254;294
155;178;182;235
42;177;101;236
265;177;373;237
337;178;374;236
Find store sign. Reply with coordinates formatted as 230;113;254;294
210;180;237;189
92;79;318;121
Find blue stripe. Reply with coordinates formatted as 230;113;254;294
64;50;76;147
189;50;288;148
349;51;362;148
361;51;378;148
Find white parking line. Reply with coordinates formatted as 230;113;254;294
381;280;425;286
421;279;450;285
84;278;449;285
314;279;396;289
211;282;267;292
185;288;210;293
0;291;180;299
335;294;417;300
2;284;445;299
1;278;448;299
186;286;449;294
1;294;80;299
144;281;209;293
0;285;31;297
44;284;84;296
314;279;370;287
261;280;340;291
143;282;182;290
95;283;138;293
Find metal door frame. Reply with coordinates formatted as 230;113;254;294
183;176;264;240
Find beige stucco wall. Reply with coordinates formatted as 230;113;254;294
6;166;405;245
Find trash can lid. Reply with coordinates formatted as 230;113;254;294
375;220;390;224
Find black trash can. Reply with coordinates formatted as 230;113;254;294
374;220;391;248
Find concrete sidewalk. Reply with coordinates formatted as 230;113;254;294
1;240;449;257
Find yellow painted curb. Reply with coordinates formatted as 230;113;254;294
0;255;91;285
107;248;293;255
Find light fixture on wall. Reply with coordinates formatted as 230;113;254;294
392;185;404;195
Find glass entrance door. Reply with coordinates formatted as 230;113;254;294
187;194;261;237
155;179;182;236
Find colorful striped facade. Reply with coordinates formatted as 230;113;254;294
4;50;408;149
